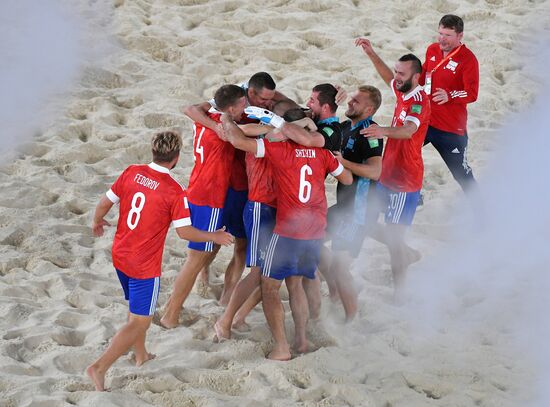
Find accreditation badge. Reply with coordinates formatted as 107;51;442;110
424;72;432;95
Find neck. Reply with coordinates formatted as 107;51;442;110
154;160;175;171
319;112;336;121
443;43;461;57
350;115;369;127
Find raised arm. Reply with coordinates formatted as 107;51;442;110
279;122;325;148
361;121;417;140
355;38;393;87
221;114;259;154
181;101;224;136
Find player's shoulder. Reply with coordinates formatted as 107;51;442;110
460;44;478;61
426;42;440;53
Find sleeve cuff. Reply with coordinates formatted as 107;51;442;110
106;189;119;203
331;162;344;177
172;217;192;228
255;139;266;158
404;116;420;129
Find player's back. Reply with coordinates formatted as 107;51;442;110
187;114;235;208
260;140;341;240
110;164;190;279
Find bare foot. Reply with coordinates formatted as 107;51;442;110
130;352;156;367
159;315;178;329
267;344;291;361
294;337;308;354
86;365;105;391
213;320;230;343
231;319;250;332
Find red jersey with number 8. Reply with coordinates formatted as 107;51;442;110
107;163;191;279
256;139;343;239
187;112;235;208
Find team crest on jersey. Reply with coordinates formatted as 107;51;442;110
445;60;458;72
399;109;406;122
411;104;422;114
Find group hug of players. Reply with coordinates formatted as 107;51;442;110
88;14;479;390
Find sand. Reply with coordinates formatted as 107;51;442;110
1;0;550;406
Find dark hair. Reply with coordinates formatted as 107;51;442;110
151;131;181;163
398;54;422;75
214;84;246;110
357;85;382;112
272;99;301;116
283;108;307;122
439;14;464;34
312;83;338;113
248;72;276;91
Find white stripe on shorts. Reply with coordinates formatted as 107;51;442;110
392;192;406;223
263;233;279;277
250;202;261;265
148;277;160;316
206;208;220;252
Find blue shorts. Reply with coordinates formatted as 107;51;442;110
376;183;420;226
262;234;321;280
222;187;247;239
188;202;224;252
243;201;276;267
116;269;160;316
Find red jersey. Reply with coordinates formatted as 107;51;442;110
229;112;259;191
108;163;191;279
421;43;479;135
246;150;277;207
380;80;431;192
256;139;343;239
187;112;234;208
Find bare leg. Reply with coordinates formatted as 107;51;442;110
385;224;410;294
261;275;290;361
219;237;247;306
286;276;309;354
215;267;260;340
87;314;152;391
317;245;339;302
331;252;358;321
302;273;321;320
233;286;261;329
160;248;218;328
131;314;155;366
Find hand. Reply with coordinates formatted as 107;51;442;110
244;106;285;128
333;151;344;163
334;85;348;106
92;219;110;237
215;122;227;141
212;226;234;246
355;37;375;57
360;124;385;138
292;117;317;131
432;88;449;105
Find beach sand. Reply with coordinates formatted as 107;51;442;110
1;0;549;406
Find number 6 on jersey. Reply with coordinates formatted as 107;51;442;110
298;164;312;203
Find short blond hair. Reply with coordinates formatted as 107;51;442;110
357;85;382;113
151;131;181;163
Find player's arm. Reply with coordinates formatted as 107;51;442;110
361;121;417;140
335;167;353;185
181;101;223;134
176;225;233;246
336;153;382;181
91;195;114;237
238;123;273;136
279;122;325;148
355;38;393;87
221;114;258;154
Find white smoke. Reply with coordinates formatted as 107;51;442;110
0;0;114;155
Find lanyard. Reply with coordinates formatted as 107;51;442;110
425;44;463;95
431;44;463;74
